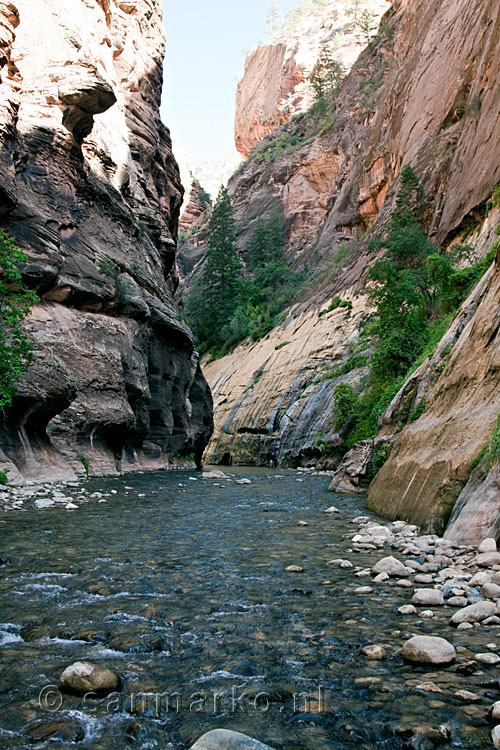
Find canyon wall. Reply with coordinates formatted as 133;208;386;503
234;0;389;158
193;0;500;540
0;0;213;483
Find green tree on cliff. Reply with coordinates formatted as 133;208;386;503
266;0;284;35
186;186;243;353
0;230;38;409
309;44;345;103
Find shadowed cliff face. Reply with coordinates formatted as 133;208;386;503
192;0;500;539
0;0;213;482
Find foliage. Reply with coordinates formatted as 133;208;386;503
266;0;284;35
332;166;496;453
275;341;290;350
319;295;353;317
0;470;7;485
0;230;39;409
346;0;378;44
184;200;305;358
251;130;305;165
184;187;243;355
371;442;389;475
79;455;90;477
309;44;346;103
489;414;500;466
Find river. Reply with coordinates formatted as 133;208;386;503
0;468;493;749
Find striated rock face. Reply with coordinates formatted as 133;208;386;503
0;0;213;482
198;0;500;537
234;0;389;158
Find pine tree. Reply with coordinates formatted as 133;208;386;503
193;186;242;350
309;44;345;102
266;0;283;35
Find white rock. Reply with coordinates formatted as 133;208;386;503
478;538;497;554
202;470;227;479
482;582;500;599
372;556;407;578
235;478;252;485
354;586;373;594
398;605;417;615
414;574;434;584
420;610;434;618
34;498;56;509
469;571;491;587
297;521;309;527
190;730;275;750
373;572;390;583
477;552;500;568
324;506;339;513
59;661;120;694
285;565;304;573
65;502;79;510
361;645;386;659
450;600;496;625
455;689;481;702
402;635;456;665
491;702;500;722
492;726;500;749
412;589;444;607
475;653;500;665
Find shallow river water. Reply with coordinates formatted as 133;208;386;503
0;469;496;749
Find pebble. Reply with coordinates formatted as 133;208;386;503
412;589;444;607
361;644;386;659
420;610;434;618
482;582;500;598
475;653;500;665
414;574;434;584
354;586;373;595
297;521;309;527
373;572;390;583
450;600;496;626
398;605;417;615
324;506;339;513
493;726;500;748
285;565;304;573
455;690;481;702
478;538;497;554
491;702;500;721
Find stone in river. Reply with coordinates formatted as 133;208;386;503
478;538;497;553
412;589;444;606
190;729;276;750
285;565;304;573
475;653;500;665
402;636;456;665
476;552;500;568
372;556;407;577
449;601;496;626
59;661;120;694
324;506;339;513
493;726;500;749
398;604;417;615
491;702;500;722
361;645;386;660
482;582;500;599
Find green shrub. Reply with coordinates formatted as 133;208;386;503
79;455;90;477
275;341;290;350
0;230;39;409
319;296;353;316
0;470;7;485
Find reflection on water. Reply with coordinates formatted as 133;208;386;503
0;468;493;748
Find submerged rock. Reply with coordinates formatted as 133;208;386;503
402;636;456;665
190;729;275;750
59;661;120;694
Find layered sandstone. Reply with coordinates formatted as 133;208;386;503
0;0;213;482
196;0;500;542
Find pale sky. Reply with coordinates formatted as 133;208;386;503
161;0;298;167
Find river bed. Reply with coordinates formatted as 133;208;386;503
0;468;496;749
